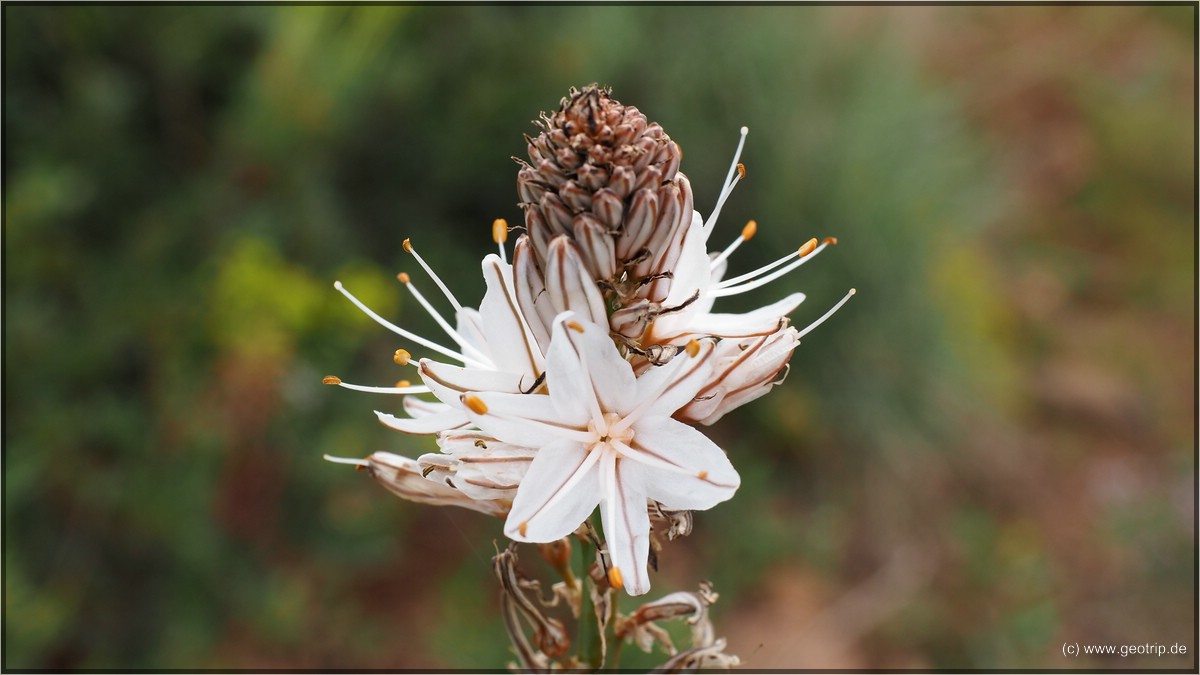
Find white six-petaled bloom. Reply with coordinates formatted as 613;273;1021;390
458;314;740;596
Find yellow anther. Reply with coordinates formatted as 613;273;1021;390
698;470;709;480
685;339;701;358
566;321;585;333
397;272;411;284
464;395;489;415
402;238;413;253
607;566;624;590
741;219;758;240
322;376;342;385
822;236;839;246
492;218;509;244
393;348;411;366
797;238;819;257
519;521;528;537
395;379;411;388
736;162;746;180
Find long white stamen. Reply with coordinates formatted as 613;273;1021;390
716;129;749;216
333;381;431;395
710;220;757;271
796;288;856;339
398;273;490;363
333;281;490;369
403;239;464;314
710;239;830;298
714;245;805;289
323;454;369;466
493;219;509;265
703;126;749;234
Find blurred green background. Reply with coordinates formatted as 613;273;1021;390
3;5;1194;670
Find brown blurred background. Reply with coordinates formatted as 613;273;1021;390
3;5;1195;670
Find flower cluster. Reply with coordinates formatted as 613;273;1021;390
325;86;852;599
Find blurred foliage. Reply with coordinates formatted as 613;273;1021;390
3;4;1194;670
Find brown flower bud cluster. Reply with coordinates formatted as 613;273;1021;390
516;85;695;344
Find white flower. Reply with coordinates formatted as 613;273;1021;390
329;239;547;434
459;314;740;596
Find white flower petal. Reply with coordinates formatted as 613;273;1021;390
624;417;740;511
652;293;805;343
418;359;532;402
464;391;591;447
546;315;636;423
403;396;453;419
478;254;545;379
691;385;770;426
513;236;556;354
366;452;507;517
628;338;715;419
603;453;653;596
434;432;536;500
454;306;489;355
660;211;712;303
504;440;602;542
375;408;469;435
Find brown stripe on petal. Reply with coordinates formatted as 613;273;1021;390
486;257;544;381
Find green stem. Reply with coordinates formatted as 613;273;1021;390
575;530;603;670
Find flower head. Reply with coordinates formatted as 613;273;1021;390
324;86;852;598
461;315;740;595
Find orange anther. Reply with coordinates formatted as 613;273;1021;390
607;566;624;590
566;321;585;333
395;380;411;388
492;218;509;244
322;376;342;385
822;236;839;246
736;162;746;180
698;470;709;480
402;238;413;253
393;349;411;366
685;340;701;358
797;238;819;257
741;219;758;240
397;272;411;284
464;395;489;415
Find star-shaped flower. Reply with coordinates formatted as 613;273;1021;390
460;315;740;596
